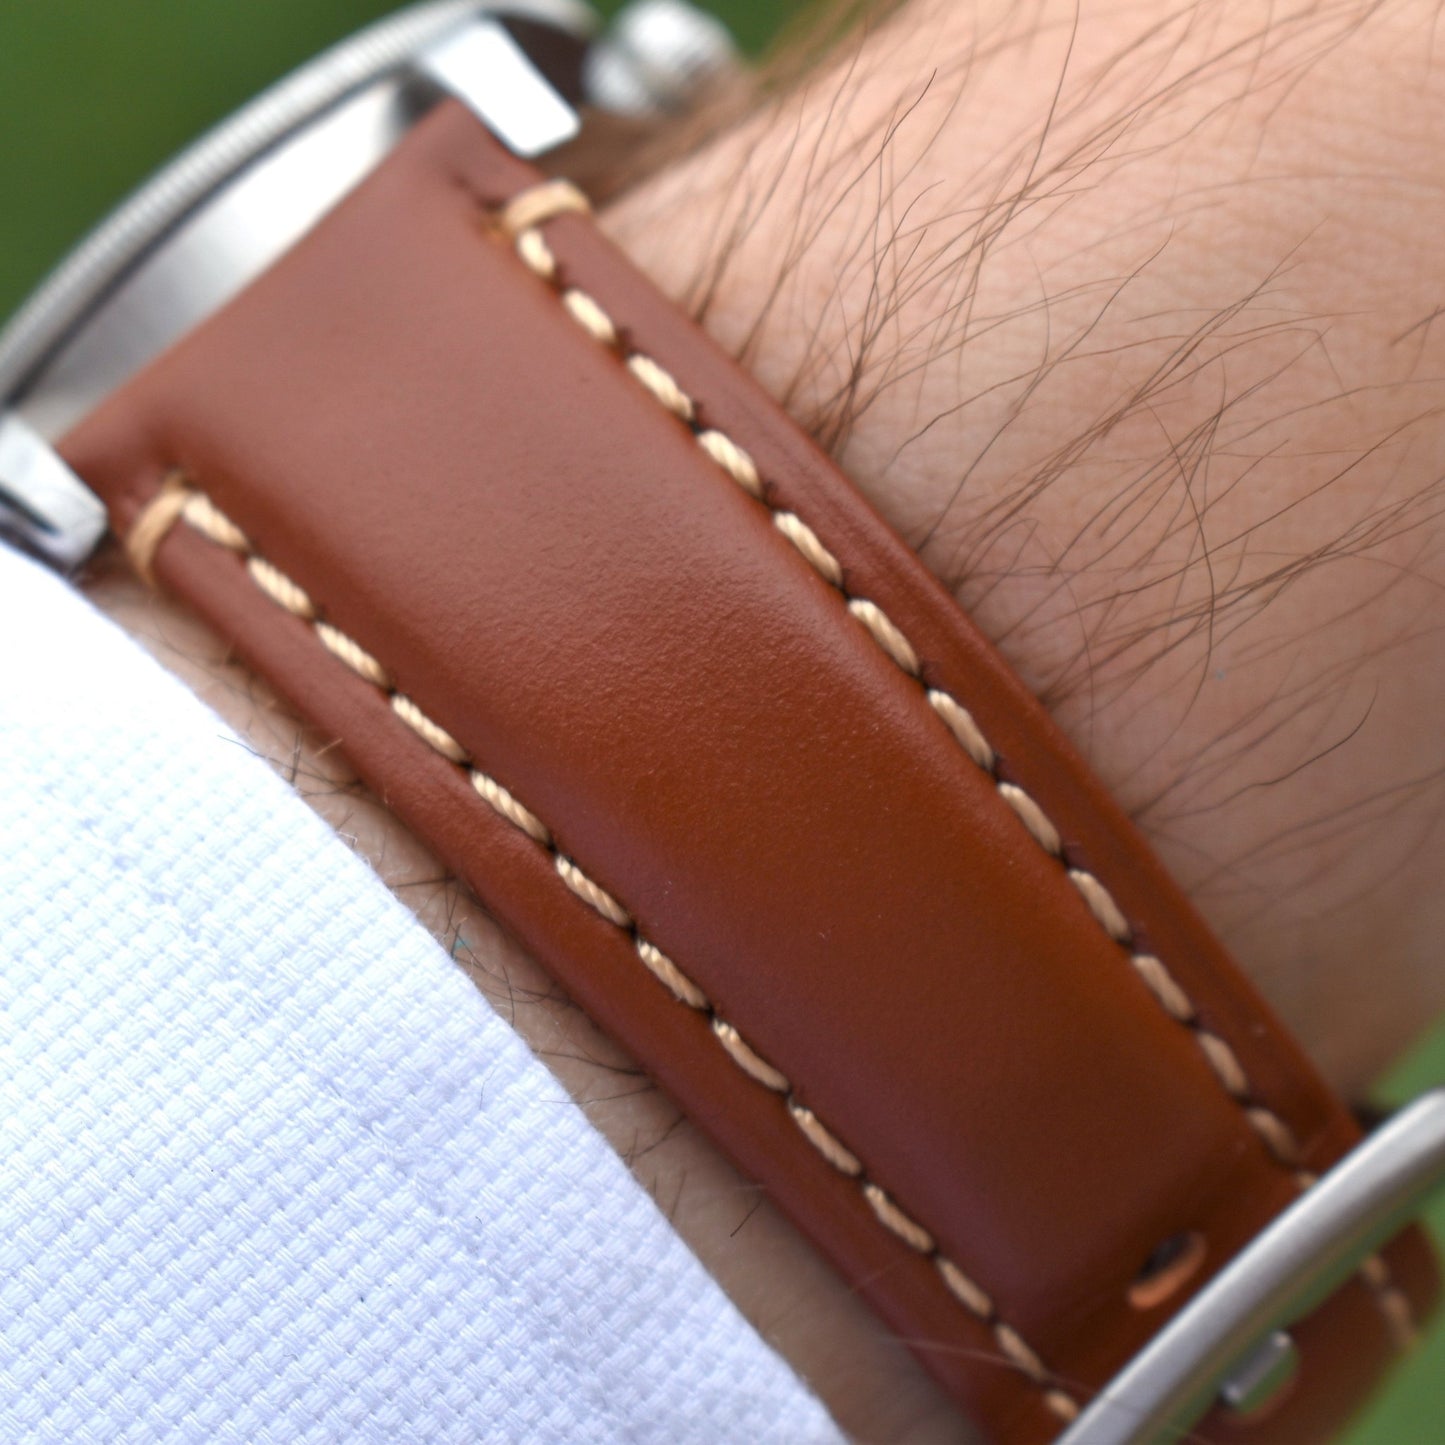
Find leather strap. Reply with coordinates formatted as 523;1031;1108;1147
62;101;1437;1442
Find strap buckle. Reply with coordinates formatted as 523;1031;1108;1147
0;1;733;569
1060;1089;1445;1444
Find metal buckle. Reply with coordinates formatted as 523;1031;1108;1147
0;0;733;569
1060;1088;1445;1444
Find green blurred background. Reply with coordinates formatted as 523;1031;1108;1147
1;3;1441;1439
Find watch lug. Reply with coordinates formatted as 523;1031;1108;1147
417;18;581;157
0;414;107;572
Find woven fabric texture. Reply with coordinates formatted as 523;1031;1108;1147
0;544;841;1445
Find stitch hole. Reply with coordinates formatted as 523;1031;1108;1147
712;1019;789;1093
1128;1231;1206;1310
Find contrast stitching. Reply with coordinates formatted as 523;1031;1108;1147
493;183;1416;1352
124;474;190;585
126;480;1080;1424
497;206;1310;1172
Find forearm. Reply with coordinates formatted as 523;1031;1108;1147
85;1;1445;1438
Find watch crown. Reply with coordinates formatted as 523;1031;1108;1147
586;0;738;114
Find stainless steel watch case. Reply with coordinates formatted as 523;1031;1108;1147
0;0;733;568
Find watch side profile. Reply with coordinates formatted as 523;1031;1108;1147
51;93;1441;1442
6;7;1444;1443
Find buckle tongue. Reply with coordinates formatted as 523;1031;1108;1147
1059;1090;1445;1445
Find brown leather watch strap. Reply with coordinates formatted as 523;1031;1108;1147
62;100;1437;1442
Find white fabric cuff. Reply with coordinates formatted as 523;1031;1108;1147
0;544;841;1445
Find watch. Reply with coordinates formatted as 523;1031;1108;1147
3;5;1443;1442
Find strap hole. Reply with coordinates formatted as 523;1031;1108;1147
1128;1231;1207;1310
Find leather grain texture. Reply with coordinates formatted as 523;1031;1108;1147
62;101;1437;1442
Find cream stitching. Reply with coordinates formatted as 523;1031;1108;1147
497;177;591;238
847;597;921;676
182;491;249;551
1197;1032;1250;1100
562;289;618;347
864;1182;935;1254
697;428;763;498
1247;1107;1302;1162
788;1101;862;1176
998;782;1062;856
247;556;314;619
392;693;466;762
1066;869;1131;944
712;1019;789;1092
144;480;1079;1420
514;227;557;282
636;938;709;1009
507;194;1321;1182
501;180;1417;1357
124;473;189;585
927;688;995;771
626;354;694;422
773;511;843;588
937;1256;994;1317
996;1322;1051;1385
556;855;631;928
1130;953;1194;1022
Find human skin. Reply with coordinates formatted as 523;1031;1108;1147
85;1;1445;1439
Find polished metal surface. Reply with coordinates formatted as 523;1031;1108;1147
1216;1329;1298;1416
0;1;591;412
417;18;581;154
1059;1089;1445;1445
0;2;596;566
0;415;106;569
0;0;739;568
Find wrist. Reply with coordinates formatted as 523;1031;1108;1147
605;0;1445;1095
76;5;1445;1433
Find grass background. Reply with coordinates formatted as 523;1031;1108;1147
2;3;1441;1439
